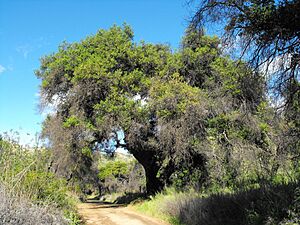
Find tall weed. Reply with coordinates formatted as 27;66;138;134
0;184;67;225
135;184;299;225
0;136;81;224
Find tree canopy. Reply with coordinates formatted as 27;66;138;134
36;24;291;194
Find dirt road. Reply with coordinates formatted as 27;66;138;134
77;202;169;225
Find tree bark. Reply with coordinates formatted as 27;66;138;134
130;149;164;195
143;164;164;195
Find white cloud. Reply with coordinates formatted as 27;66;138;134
36;36;51;49
0;65;6;74
15;38;50;59
7;65;13;71
16;44;32;59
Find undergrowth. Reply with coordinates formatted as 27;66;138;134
0;185;68;225
133;183;300;225
0;136;82;224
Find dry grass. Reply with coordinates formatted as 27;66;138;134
0;138;81;224
0;185;68;225
163;183;298;225
135;184;299;225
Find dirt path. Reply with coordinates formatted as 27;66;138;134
77;202;169;225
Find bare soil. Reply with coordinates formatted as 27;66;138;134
77;202;169;225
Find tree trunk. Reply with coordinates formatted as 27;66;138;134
143;164;164;195
130;149;164;195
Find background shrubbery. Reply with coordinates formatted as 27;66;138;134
97;153;145;197
0;136;81;224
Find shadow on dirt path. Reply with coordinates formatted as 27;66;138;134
77;200;169;225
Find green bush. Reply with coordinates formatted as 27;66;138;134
98;160;129;180
0;138;81;224
98;156;145;194
0;139;72;208
22;171;69;208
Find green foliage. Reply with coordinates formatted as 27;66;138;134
63;116;81;128
64;210;82;225
81;146;92;158
150;78;202;120
98;160;129;180
170;167;204;191
98;156;145;194
0;138;80;223
21;171;69;208
36;23;298;196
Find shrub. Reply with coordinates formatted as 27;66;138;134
0;137;81;224
0;139;72;209
133;188;198;224
0;185;67;225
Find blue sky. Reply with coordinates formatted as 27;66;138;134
0;0;197;145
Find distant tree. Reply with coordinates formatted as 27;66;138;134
98;158;145;194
